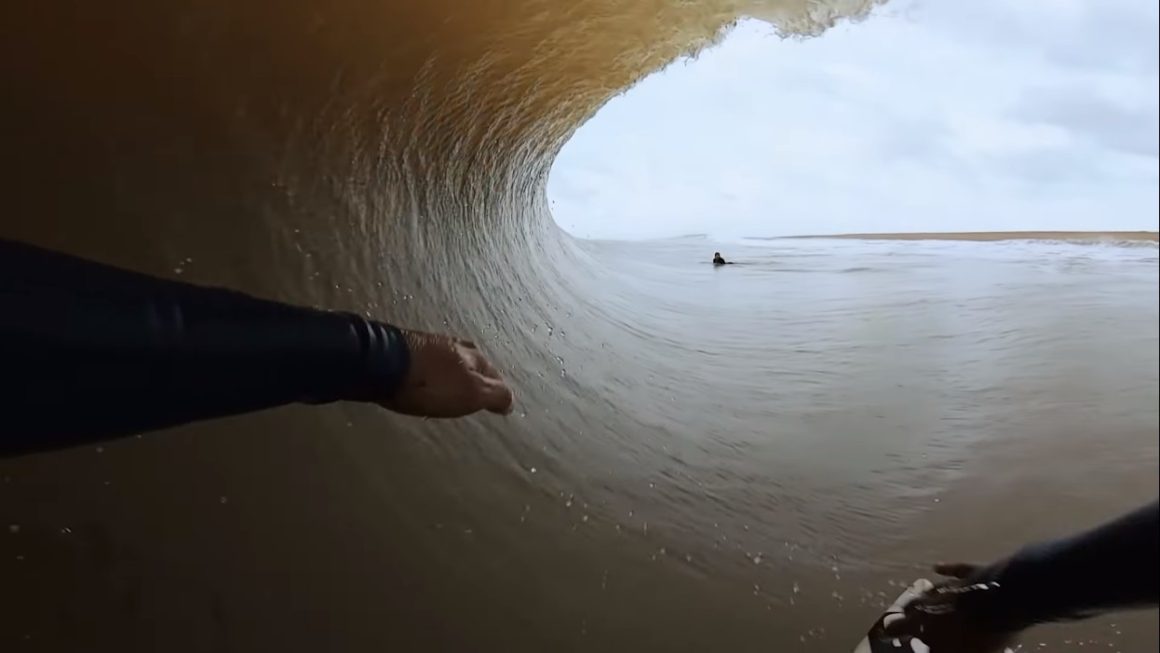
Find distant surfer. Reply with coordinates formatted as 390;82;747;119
712;252;731;266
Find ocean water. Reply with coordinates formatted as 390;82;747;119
1;1;1157;651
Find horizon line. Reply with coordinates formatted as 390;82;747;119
751;230;1159;242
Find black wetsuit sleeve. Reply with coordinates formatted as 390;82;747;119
1;238;410;456
968;499;1160;631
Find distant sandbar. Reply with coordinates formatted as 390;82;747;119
779;231;1158;243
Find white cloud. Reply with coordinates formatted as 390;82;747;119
547;0;1160;239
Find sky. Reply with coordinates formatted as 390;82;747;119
547;0;1160;239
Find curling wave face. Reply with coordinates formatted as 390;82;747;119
2;1;1158;651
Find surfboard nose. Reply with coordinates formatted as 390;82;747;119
853;578;934;653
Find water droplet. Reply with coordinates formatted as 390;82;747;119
752;553;763;565
581;515;589;523
528;466;537;474
7;524;19;534
219;496;229;505
793;582;800;594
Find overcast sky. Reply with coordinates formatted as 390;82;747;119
547;0;1160;239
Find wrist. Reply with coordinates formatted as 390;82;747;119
340;316;411;402
960;551;1052;634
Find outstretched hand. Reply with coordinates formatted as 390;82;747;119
380;329;515;418
884;563;1018;653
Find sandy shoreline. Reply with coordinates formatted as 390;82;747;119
779;231;1159;242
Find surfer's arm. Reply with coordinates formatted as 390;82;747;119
0;237;410;456
967;499;1159;630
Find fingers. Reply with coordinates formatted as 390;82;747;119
934;562;978;579
471;354;503;381
458;342;504;380
458;345;513;414
881;612;914;637
474;357;513;414
476;375;515;415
